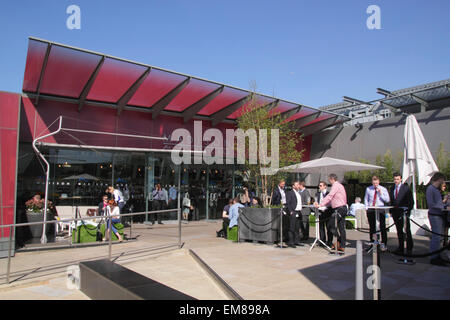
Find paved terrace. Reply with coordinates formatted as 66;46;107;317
0;221;449;300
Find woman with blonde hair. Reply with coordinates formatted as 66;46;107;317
103;199;123;242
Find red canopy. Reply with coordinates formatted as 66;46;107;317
22;37;349;134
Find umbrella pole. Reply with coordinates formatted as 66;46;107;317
411;160;417;213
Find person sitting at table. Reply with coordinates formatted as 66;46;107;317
426;172;448;267
103;200;123;242
364;176;390;252
228;197;244;242
348;197;365;217
389;172;414;255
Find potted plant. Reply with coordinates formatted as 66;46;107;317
25;196;53;239
235;85;305;243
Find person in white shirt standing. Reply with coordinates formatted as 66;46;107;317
364;176;390;251
107;186;125;214
286;181;303;248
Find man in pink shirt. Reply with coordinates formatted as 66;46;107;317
314;173;348;253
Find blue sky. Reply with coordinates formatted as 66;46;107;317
0;0;449;107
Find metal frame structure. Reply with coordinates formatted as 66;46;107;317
31;116;174;243
23;36;351;136
320;79;450;124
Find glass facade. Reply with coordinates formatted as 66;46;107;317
16;143;243;233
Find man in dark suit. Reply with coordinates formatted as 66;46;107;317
315;181;333;246
298;181;311;241
286;181;303;248
272;180;289;242
389;172;415;254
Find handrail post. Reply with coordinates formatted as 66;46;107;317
108;211;112;260
355;240;364;300
6;226;13;284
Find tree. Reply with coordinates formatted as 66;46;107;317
236;86;304;207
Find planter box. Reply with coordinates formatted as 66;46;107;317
238;207;281;243
25;211;53;239
100;223;124;241
72;224;100;243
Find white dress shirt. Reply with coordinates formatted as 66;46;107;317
279;186;286;205
294;189;302;211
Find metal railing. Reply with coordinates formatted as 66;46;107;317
1;208;181;284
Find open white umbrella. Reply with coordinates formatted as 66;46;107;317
402;114;439;210
278;157;384;175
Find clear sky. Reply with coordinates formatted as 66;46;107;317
0;0;449;107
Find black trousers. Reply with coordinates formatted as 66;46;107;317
150;200;163;223
299;214;310;240
281;207;290;242
391;208;413;252
319;209;333;245
288;211;301;245
367;209;387;244
327;206;347;248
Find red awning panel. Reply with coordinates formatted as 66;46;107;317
128;69;187;108
300;113;333;127
87;58;148;103
40;45;102;98
284;107;318;122
226;95;276;119
268;101;298;117
166;78;220;112
198;87;248;116
23;39;48;92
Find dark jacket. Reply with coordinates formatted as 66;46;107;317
315;190;329;204
272;186;285;206
389;183;414;212
98;201;107;216
299;189;311;216
286;189;302;214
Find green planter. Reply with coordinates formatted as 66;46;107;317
72;223;99;243
100;223;124;241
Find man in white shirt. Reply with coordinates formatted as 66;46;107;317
286;181;302;248
364;176;390;251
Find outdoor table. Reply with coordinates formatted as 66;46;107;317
305;205;331;252
365;206;393;252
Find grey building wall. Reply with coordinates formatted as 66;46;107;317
306;107;450;185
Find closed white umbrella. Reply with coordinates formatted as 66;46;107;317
402;114;439;210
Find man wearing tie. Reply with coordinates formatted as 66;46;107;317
315;181;332;247
286;181;303;248
314;174;348;253
389;172;414;255
364;176;390;251
298;181;312;241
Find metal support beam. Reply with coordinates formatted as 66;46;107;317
410;94;429;112
279;105;302;120
182;85;224;123
117;67;151;116
299;116;340;136
35;43;52;105
78;56;105;112
262;99;280;111
211;94;251;126
151;77;191;120
293;111;321;128
343;96;367;105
